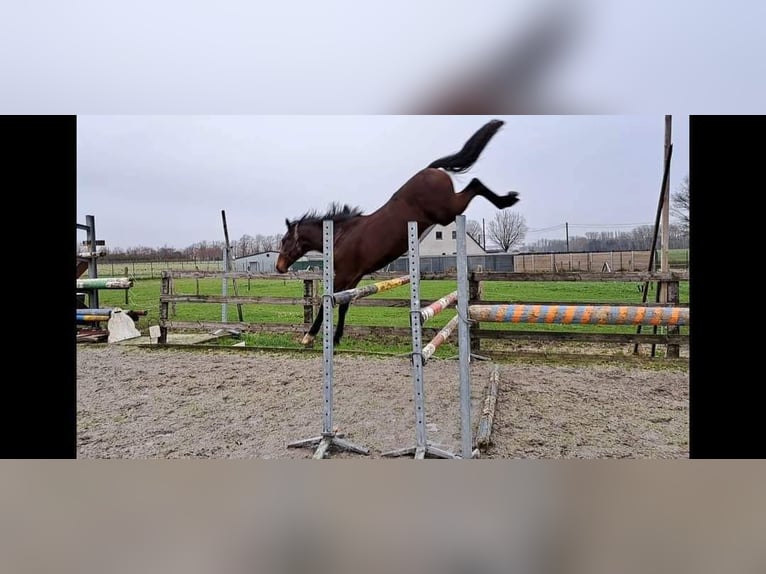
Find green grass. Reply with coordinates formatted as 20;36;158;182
668;248;689;268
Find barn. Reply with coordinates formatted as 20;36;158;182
233;251;280;273
234;250;325;273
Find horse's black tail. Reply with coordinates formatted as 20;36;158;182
427;119;504;173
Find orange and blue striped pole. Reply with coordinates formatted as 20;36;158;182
468;304;688;326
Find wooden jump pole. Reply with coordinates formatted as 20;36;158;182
468;304;689;326
475;364;499;449
332;275;410;306
421;315;459;363
76;278;133;289
420;291;458;324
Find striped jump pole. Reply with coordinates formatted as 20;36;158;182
76;315;110;323
76;277;133;289
288;219;370;459
76;308;113;316
421;315;459;363
420;291;457;324
332;275;410;306
468;304;689;326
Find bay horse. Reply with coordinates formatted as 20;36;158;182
276;119;520;346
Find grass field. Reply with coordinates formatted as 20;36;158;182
94;275;690;356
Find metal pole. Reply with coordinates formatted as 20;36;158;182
408;221;427;456
322;220;334;436
287;220;369;458
382;221;457;459
456;215;473;459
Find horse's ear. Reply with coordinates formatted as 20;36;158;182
285;218;290;229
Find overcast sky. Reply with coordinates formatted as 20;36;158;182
2;2;764;113
77;115;688;250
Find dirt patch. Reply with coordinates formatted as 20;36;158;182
77;345;688;459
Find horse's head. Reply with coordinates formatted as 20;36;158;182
276;218;309;273
276;204;362;273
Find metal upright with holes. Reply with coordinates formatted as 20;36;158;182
456;215;479;459
382;221;459;459
287;220;370;459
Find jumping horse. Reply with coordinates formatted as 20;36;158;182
276;119;520;346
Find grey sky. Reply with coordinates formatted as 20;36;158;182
2;1;764;113
77;115;688;250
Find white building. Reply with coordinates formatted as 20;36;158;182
233;251;280;273
417;222;487;256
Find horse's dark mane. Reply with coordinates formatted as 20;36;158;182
291;202;364;226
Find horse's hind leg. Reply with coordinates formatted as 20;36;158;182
454;177;519;212
333;303;350;345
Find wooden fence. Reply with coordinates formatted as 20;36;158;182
158;269;689;358
513;250;652;273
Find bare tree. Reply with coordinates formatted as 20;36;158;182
487;211;527;251
466;219;483;246
671;175;689;234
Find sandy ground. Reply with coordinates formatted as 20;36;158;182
77;345;688;459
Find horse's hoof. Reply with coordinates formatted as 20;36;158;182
301;333;316;346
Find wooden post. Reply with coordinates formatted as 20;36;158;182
312;278;320;320
221;210;244;322
169;276;176;318
159;271;169;344
659;116;672;340
666;280;680;358
469;275;482;354
303;279;314;326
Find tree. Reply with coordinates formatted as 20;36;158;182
466;219;483;246
671;175;689;234
487;211;527;251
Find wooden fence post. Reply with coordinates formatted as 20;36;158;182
159;271;169;344
666;280;680;358
313;279;320;320
303;279;315;327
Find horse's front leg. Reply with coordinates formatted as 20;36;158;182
301;305;324;346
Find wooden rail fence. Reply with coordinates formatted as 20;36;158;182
159;270;689;356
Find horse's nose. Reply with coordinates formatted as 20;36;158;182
275;256;287;273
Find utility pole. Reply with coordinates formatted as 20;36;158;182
661;116;671;272
565;222;570;252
